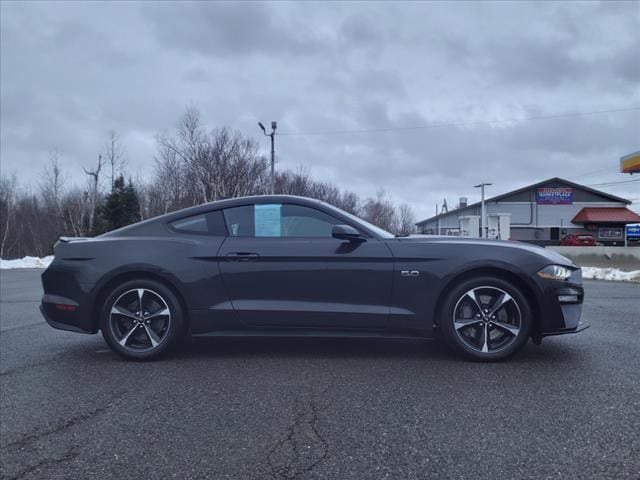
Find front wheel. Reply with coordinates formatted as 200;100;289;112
100;279;185;360
439;276;533;361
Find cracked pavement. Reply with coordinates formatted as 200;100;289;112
1;269;639;479
260;392;330;479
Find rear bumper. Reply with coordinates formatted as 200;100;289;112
40;293;97;334
40;263;99;334
40;303;95;334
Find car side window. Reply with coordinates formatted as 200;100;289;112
281;204;339;237
222;203;341;238
223;205;255;236
169;210;227;236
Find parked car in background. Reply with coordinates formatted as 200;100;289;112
560;234;597;246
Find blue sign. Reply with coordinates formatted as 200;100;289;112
536;187;573;205
626;224;640;241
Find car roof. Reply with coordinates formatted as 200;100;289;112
158;195;330;221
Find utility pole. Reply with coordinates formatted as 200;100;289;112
259;121;277;194
474;182;492;238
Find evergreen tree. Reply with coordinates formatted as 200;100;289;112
92;176;140;235
90;205;108;236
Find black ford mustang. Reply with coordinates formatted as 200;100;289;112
41;195;587;361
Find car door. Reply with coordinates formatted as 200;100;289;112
217;202;393;329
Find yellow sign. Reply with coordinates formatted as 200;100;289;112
620;151;640;174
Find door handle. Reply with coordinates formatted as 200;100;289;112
226;252;259;261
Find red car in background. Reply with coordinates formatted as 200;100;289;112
560;234;597;246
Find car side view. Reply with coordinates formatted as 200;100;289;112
40;195;587;361
560;233;597;246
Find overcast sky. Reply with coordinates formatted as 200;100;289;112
1;0;639;219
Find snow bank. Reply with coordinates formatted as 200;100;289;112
0;256;54;269
581;267;640;283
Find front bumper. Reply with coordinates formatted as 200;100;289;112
541;321;590;337
537;268;589;338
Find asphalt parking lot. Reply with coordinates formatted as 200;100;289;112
1;269;638;480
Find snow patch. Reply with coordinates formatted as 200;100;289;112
0;256;54;269
581;267;640;283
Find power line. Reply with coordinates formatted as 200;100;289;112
278;106;640;136
570;166;618;180
587;178;640;187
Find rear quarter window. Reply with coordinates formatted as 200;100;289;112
169;210;227;236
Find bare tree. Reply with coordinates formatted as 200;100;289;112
397;203;416;235
2;105;417;258
21;194;45;257
0;174;17;258
41;150;65;214
361;191;398;233
155;107;268;209
338;191;360;215
39;150;72;240
104;130;126;192
83;154;104;231
275;168;360;214
154;140;189;214
275;167;314;196
0;156;97;258
61;190;91;236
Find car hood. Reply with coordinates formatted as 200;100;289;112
393;235;576;267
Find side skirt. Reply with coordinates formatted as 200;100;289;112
191;329;433;340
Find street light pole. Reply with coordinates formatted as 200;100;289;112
474;182;492;238
259;121;277;194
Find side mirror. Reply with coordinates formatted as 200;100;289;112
332;224;365;242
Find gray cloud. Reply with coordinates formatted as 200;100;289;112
1;0;639;219
146;2;324;58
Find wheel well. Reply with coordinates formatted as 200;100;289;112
91;271;190;332
433;267;541;339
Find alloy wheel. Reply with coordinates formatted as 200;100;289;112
109;288;171;352
452;286;522;354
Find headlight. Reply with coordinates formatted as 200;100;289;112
537;265;573;281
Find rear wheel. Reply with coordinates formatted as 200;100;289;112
439;276;533;361
100;279;185;360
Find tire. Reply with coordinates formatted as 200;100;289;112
100;279;186;360
439;276;533;361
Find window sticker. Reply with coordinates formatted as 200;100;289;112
255;204;282;237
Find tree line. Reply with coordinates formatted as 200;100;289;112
0;107;416;259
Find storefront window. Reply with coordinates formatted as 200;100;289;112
598;227;623;239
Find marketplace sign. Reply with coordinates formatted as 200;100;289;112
536;187;573;205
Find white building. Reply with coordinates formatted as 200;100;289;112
415;177;640;246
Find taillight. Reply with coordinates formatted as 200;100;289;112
55;304;77;312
